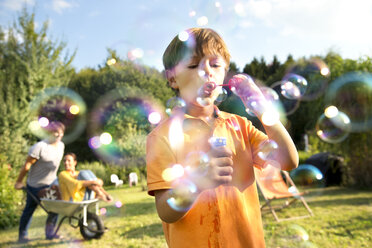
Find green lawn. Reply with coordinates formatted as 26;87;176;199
0;186;371;248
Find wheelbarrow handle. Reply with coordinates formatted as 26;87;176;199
22;186;50;214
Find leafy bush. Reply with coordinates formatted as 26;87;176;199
0;155;23;229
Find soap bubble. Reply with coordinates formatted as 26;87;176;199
325;72;372;132
28;87;87;144
258;139;278;161
166;97;186;116
290;164;325;189
281;73;308;100
167;179;198;212
267;224;315;247
270;81;301;116
88;88;165;166
316;110;351;144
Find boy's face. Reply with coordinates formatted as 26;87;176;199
169;54;227;107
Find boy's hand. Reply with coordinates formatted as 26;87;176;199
230;74;266;101
193;146;233;191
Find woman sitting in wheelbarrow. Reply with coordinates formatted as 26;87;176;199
59;152;113;202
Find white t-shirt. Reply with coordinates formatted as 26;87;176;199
27;140;65;188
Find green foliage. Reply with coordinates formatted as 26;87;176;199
0;154;23;229
0;9;75;168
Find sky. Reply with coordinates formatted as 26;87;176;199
1;0;372;72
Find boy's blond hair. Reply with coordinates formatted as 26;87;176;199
163;28;231;71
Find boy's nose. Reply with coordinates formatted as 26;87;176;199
199;64;213;80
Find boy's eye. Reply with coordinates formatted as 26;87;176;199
187;64;198;69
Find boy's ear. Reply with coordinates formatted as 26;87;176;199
165;69;178;89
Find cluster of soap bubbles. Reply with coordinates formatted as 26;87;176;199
100;200;124;218
28;86;166;167
229;74;284;126
314;71;372;143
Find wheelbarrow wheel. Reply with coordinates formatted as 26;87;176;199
79;212;104;240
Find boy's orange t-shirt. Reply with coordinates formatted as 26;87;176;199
147;109;268;248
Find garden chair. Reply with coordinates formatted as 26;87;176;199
110;174;123;187
254;163;314;222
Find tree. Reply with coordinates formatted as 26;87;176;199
0;9;75;169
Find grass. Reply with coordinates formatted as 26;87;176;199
0;186;371;248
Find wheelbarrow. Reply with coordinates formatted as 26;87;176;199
23;187;106;240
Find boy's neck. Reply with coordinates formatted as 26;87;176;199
186;103;214;119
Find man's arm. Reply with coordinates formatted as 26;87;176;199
14;156;38;189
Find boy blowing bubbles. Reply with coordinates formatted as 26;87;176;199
146;28;298;247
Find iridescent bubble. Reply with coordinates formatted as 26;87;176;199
281;73;308;100
214;87;228;105
197;16;208;26
260;86;280;102
162;164;185;182
285;58;330;101
316;111;351;144
325;72;372;132
178;31;189;42
127;48;144;61
100;132;112;145
29;86;87;144
38;117;49;127
184;151;210;175
257;139;278;161
324;105;339;118
290;164;325;189
148;111;162;125
167;179;198;212
258;87;287;126
189;10;196;17
100;208;107;215
166;97;186;116
266;224;315;247
88;136;101;149
115;201;123;208
89;87;165;166
270;81;301;116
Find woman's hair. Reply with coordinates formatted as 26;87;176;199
163;27;231;71
65;152;77;162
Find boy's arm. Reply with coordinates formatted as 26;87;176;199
261;120;299;171
230;74;299;171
